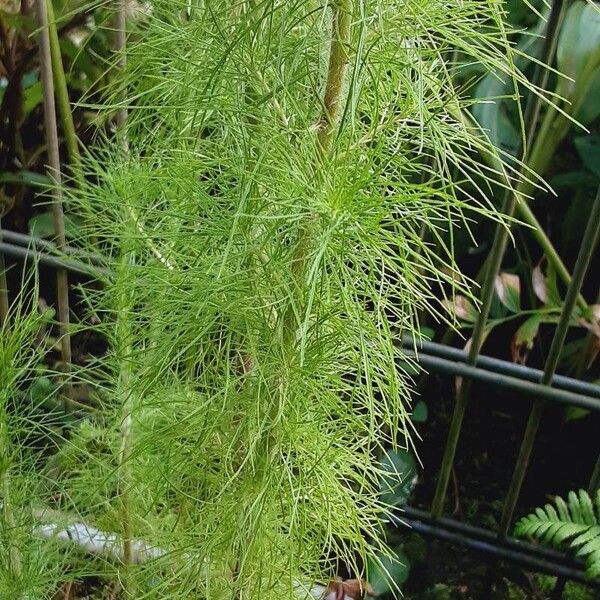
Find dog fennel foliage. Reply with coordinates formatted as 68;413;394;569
32;0;539;597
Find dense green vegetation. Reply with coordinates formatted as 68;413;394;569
0;0;599;598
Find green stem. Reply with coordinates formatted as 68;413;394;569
46;0;83;185
112;3;134;593
317;0;351;154
36;0;73;408
282;0;351;347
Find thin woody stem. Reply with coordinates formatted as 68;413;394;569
36;0;73;406
46;0;83;185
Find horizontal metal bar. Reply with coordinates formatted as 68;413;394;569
404;337;600;400
393;508;600;589
0;241;110;278
399;507;580;565
403;350;600;412
1;229;106;266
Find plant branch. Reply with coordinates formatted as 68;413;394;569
46;0;83;185
317;0;351;153
36;0;73;406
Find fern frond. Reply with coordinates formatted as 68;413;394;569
515;489;600;579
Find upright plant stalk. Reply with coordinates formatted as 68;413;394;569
112;1;134;591
115;0;128;133
317;0;351;154
36;0;73;405
282;0;351;347
498;186;600;536
45;0;83;185
431;0;565;518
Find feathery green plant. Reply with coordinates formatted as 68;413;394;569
0;282;68;599
45;0;548;597
515;490;600;579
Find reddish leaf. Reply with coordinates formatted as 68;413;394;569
532;264;548;304
443;295;477;323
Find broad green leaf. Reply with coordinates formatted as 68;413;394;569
379;448;417;507
421;326;435;340
532;263;561;306
495;272;521;313
550;170;597;191
564;406;590;422
575;67;600;125
574;135;600;178
29;376;58;404
411;400;428;423
23;81;43;116
557;2;600;95
0;170;51;187
29;211;82;239
471;81;520;156
367;548;410;594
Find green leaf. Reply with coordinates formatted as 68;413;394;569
575;67;600;125
557;2;600;95
495;272;520;313
564;406;590;422
23;81;43;116
574;135;600;178
29;376;58;403
411;400;428;423
550;170;598;191
379;449;417;507
532;263;561;306
368;548;411;594
29;211;82;239
443;294;477;323
512;314;541;363
471;80;520;156
0;170;51;187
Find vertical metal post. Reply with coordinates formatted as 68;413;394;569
498;186;600;536
430;0;565;517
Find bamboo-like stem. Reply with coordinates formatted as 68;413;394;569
45;0;83;185
431;0;566;518
36;0;73;406
498;186;600;536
